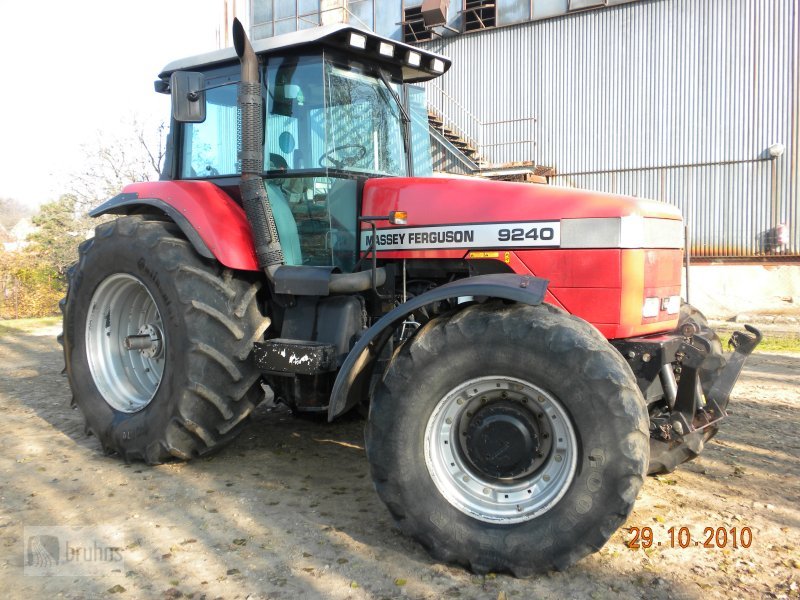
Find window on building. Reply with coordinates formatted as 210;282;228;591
252;0;273;24
464;0;497;32
403;6;433;42
497;0;530;26
251;0;325;40
568;0;604;9
532;0;568;20
274;2;296;20
349;0;375;30
275;18;297;35
298;12;320;30
376;2;403;40
298;0;319;14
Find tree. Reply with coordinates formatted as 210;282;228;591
69;116;166;211
0;118;167;319
0;250;63;319
26;194;91;278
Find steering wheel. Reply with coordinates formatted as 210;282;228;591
268;153;288;185
319;144;367;169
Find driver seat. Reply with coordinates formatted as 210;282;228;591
265;181;302;266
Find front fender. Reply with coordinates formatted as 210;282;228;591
327;273;548;421
90;181;259;271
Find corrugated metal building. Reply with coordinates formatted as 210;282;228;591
250;0;799;261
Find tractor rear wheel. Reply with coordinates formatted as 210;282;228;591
366;301;649;575
62;216;269;463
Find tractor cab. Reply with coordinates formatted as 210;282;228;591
158;26;450;274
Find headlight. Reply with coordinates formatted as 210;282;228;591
663;295;681;315
642;297;661;318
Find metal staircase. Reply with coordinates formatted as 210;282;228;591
425;85;552;183
427;107;485;167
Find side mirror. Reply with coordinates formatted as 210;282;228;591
170;71;206;123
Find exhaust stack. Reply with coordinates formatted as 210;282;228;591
233;18;284;277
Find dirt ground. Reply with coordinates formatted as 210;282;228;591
0;322;798;600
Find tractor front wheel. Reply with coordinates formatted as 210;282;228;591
62;216;269;463
366;301;649;575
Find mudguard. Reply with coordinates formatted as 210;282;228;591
90;181;259;271
327;273;548;421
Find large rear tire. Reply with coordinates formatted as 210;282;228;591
366;301;649;575
62;216;269;463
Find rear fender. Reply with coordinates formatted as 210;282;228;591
327;273;548;421
90;181;259;271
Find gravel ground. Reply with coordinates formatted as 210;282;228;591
0;322;798;599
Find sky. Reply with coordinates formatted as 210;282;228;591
0;0;226;207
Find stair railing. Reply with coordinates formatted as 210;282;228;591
427;83;483;157
426;82;537;167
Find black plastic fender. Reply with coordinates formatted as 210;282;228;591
89;193;215;260
327;273;548;421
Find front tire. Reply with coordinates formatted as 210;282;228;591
62;216;269;463
366;301;649;575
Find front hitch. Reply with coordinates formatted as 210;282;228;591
670;324;762;439
616;322;762;474
707;325;762;409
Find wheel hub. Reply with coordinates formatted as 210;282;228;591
424;376;577;524
463;401;544;479
85;273;166;413
124;323;164;359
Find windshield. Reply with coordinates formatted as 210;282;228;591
265;55;407;177
259;55;412;272
179;56;427;179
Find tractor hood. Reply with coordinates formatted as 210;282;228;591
360;176;684;253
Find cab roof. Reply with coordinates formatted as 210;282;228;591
158;24;451;84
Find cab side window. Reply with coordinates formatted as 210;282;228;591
180;84;239;178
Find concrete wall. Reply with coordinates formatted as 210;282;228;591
685;264;800;320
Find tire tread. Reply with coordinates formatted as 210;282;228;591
63;215;267;464
366;300;648;576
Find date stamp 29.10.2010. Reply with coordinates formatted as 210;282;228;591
626;526;753;549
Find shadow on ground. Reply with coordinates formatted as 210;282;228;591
0;326;797;599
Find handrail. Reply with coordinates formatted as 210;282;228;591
428;125;480;172
428;82;483;133
426;82;537;167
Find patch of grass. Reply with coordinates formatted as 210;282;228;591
0;316;61;338
755;336;800;353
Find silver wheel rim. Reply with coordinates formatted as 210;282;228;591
85;274;166;413
424;376;577;524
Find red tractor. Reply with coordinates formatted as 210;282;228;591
61;20;760;575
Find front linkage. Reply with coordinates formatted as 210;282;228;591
614;323;762;474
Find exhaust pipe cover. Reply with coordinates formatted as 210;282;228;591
233;18;284;273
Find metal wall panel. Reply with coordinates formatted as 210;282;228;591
421;0;799;259
551;161;777;258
